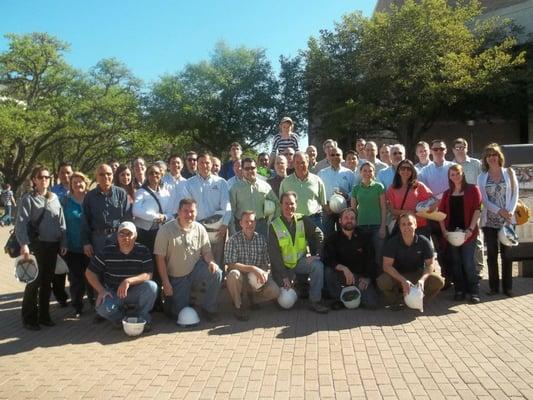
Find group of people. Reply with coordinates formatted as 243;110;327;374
10;116;520;333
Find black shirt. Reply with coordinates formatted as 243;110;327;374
449;195;466;230
88;243;153;290
322;229;372;278
383;234;434;274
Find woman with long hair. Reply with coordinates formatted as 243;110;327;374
477;143;519;297
386;159;433;238
63;172;94;317
439;165;482;303
114;164;135;220
15;165;67;330
351;162;387;277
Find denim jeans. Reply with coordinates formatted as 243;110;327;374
292;256;324;302
168;259;223;315
308;213;324;233
358;225;384;278
449;240;478;295
325;268;379;308
96;280;158;323
0;204;12;225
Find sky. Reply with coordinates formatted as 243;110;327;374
2;0;375;84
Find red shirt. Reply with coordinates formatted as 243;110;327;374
439;184;482;244
386;181;433;227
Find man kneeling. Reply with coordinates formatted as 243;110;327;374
86;222;157;331
225;211;280;321
377;213;444;310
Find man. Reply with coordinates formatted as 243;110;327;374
377;213;444;310
81;164;128;258
257;152;273;179
415;141;433;172
154;199;222;321
267;155;288;198
109;159;120;174
181;151;198;179
283;147;296;175
183;153;231;268
225;211;280;321
162;154;186;186
343;150;359;172
322;208;379;309
314;139;338;173
86;222;158;331
51;161;73;202
227;159;243;190
377;144;406;190
132;157;147;189
220;142;242;180
318;147;355;236
418;140;455;285
211;157;222;176
269;192;329;313
279;152;327;230
0;183;16;226
362;141;388;173
355;138;367;161
451;138;482;185
451;137;484;276
230;158;280;237
306;145;319;174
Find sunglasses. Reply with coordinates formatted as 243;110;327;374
432;147;445;152
399;166;412;171
330;154;341;157
392;151;403;156
454;146;466;151
486;153;499;158
36;175;50;180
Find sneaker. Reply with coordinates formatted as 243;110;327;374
201;309;221;322
469;295;481;304
309;301;329;314
234;306;250;321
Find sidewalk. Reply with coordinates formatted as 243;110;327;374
0;226;532;399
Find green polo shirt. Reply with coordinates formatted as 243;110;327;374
229;178;280;220
352;180;384;226
279;173;326;216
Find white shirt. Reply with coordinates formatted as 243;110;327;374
132;185;177;231
415;160;433;173
419;160;455;199
183;174;231;225
318;165;355;199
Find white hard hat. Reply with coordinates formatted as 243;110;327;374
404;281;424;312
177;306;200;327
14;255;38;284
122;317;146;336
277;288;298;309
55;255;69;275
248;271;266;290
329;193;347;214
446;231;466;247
498;224;519;247
200;211;225;243
264;199;276;218
340;286;361;309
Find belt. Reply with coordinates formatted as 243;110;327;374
93;227;117;235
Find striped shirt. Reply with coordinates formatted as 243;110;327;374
271;133;299;155
88;243;153;290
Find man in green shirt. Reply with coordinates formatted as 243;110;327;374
230;158;280;237
279;151;327;231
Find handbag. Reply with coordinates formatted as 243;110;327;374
388;186;411;237
4;229;21;258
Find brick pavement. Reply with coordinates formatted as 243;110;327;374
0;226;532;399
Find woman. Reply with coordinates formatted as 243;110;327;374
478;143;519;297
386;159;433;238
114;164;135;220
439;165;482;303
379;144;392;166
351;162;387;277
132;164;176;310
270;117;299;157
63;172;94;317
15;165;67;330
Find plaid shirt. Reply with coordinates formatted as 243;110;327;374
224;230;269;270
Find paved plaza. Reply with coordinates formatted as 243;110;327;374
0;227;532;400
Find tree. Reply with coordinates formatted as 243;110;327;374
305;0;526;153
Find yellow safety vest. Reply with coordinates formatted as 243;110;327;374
272;215;307;269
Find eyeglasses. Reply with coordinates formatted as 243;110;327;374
454;146;466;151
36;175;50;180
243;166;257;171
432;147;445;152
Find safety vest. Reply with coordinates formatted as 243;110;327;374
271;215;307;269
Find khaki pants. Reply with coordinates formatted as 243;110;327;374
226;270;280;309
377;271;444;305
